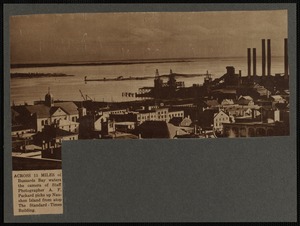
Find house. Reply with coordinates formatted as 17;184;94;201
78;114;115;139
253;83;271;97
169;116;192;127
238;95;253;101
211;89;237;101
34;124;78;145
221;99;235;106
237;96;254;106
33;124;78;160
270;95;285;103
114;122;136;133
203;99;219;109
270;95;286;109
134;121;188;139
199;109;231;132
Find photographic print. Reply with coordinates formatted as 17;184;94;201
10;10;289;172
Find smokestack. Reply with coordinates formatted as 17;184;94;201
284;38;288;79
253;48;256;76
247;48;251;77
262;39;266;76
267;39;271;76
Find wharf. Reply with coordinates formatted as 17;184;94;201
84;73;207;82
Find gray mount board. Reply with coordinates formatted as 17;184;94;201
4;3;297;222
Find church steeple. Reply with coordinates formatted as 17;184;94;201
45;87;54;107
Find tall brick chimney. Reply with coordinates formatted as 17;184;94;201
284;38;288;79
262;39;266;76
253;48;256;76
247;48;251;77
267;39;271;76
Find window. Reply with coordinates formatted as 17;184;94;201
41;120;44;126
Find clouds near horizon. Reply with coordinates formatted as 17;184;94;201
10;10;287;64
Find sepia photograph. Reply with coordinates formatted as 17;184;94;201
10;10;290;170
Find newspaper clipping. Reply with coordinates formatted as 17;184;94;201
10;10;289;215
13;170;62;216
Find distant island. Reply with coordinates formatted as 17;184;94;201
11;72;74;78
10;59;194;69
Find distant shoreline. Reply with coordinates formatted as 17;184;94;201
11;59;193;69
10;56;284;69
11;72;74;79
9;56;251;69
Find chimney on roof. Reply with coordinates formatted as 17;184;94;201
262;39;266;76
284;38;289;79
267;39;271;76
252;48;257;76
247;48;251;77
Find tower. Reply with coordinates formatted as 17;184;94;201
45;87;54;107
154;69;163;89
154;69;163;98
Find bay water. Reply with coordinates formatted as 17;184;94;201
10;57;285;105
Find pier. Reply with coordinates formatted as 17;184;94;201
84;71;211;83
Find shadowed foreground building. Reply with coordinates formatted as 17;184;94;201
134;121;189;139
223;120;289;137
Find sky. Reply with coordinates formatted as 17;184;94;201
10;10;287;64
